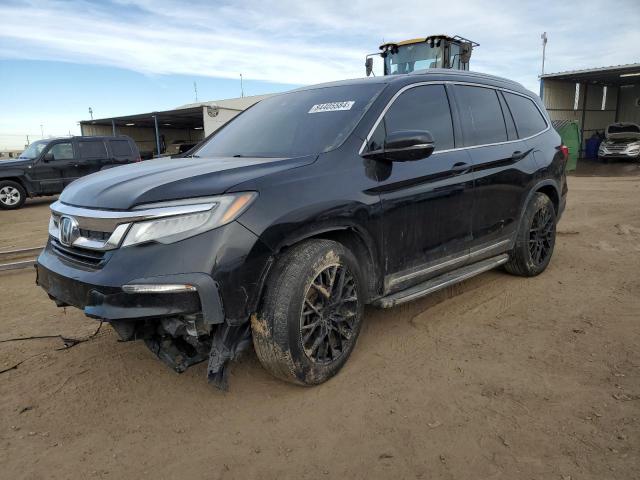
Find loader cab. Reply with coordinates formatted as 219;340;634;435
365;35;478;76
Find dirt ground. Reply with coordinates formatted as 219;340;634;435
1;171;639;479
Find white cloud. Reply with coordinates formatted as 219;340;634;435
1;0;639;92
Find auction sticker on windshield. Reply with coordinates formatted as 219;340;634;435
308;101;355;113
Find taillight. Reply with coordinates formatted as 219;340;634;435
560;145;569;161
135;155;142;162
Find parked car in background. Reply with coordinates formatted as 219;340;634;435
164;140;199;156
0;136;140;209
36;70;567;389
598;122;640;162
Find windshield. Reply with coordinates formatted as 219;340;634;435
384;43;442;75
194;84;384;158
19;140;48;159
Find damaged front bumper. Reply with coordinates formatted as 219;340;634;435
35;221;273;390
36;262;249;389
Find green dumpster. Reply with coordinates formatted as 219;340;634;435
552;120;580;172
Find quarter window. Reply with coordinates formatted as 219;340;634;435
368;84;455;152
503;92;548;138
48;142;74;161
454;85;507;146
78;141;108;159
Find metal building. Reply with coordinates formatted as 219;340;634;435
540;63;640;156
80;94;272;158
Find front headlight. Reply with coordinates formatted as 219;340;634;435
121;192;257;247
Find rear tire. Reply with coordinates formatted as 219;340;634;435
252;239;365;385
0;180;26;210
505;192;556;277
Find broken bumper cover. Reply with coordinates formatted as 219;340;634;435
36;264;223;323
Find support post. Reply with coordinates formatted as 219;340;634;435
153;114;161;157
579;82;588;159
111;119;117;136
614;85;622;122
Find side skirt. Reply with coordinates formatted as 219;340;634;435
373;253;509;308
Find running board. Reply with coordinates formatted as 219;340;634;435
374;254;509;308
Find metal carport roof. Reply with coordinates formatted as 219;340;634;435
82;106;204;129
541;63;640;85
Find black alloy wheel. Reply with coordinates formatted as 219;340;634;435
301;264;359;364
528;204;555;266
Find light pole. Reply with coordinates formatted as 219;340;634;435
88;107;94;120
240;73;244;98
539;32;548;97
40;124;44;138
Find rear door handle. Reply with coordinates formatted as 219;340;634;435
511;149;532;161
451;162;471;174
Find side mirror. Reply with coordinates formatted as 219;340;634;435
363;130;435;162
365;57;373;77
43;152;54;162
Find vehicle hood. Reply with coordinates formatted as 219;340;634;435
60;155;316;210
603;138;640;145
605;122;640;140
0;158;32;168
605;132;640;141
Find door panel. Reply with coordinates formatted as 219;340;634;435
469;142;534;250
373;150;474;288
363;84;474;289
76;140;108;179
450;84;529;254
33;141;77;193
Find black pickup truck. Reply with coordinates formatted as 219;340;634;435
0;136;140;209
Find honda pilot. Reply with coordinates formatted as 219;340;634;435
36;70;567;389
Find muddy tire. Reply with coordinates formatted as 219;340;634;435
505;192;556;277
252;239;365;385
0;180;26;210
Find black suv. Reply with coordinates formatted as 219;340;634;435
36;71;567;388
0;136;140;209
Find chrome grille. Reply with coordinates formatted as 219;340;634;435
50;238;106;266
604;143;627;153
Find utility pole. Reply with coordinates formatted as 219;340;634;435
539;32;548;98
88;107;93;120
240;73;244;98
540;32;548;76
194;81;198;102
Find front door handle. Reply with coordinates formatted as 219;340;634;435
451;162;471;174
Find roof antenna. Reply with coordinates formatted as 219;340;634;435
193;81;198;102
240;73;244;98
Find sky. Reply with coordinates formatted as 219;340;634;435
1;0;639;149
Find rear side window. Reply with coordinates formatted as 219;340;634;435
78;140;108;159
369;84;455;152
110;139;133;157
503;92;548;138
454;85;507;146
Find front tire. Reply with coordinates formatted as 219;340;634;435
505;192;556;277
0;180;26;210
252;239;365;385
